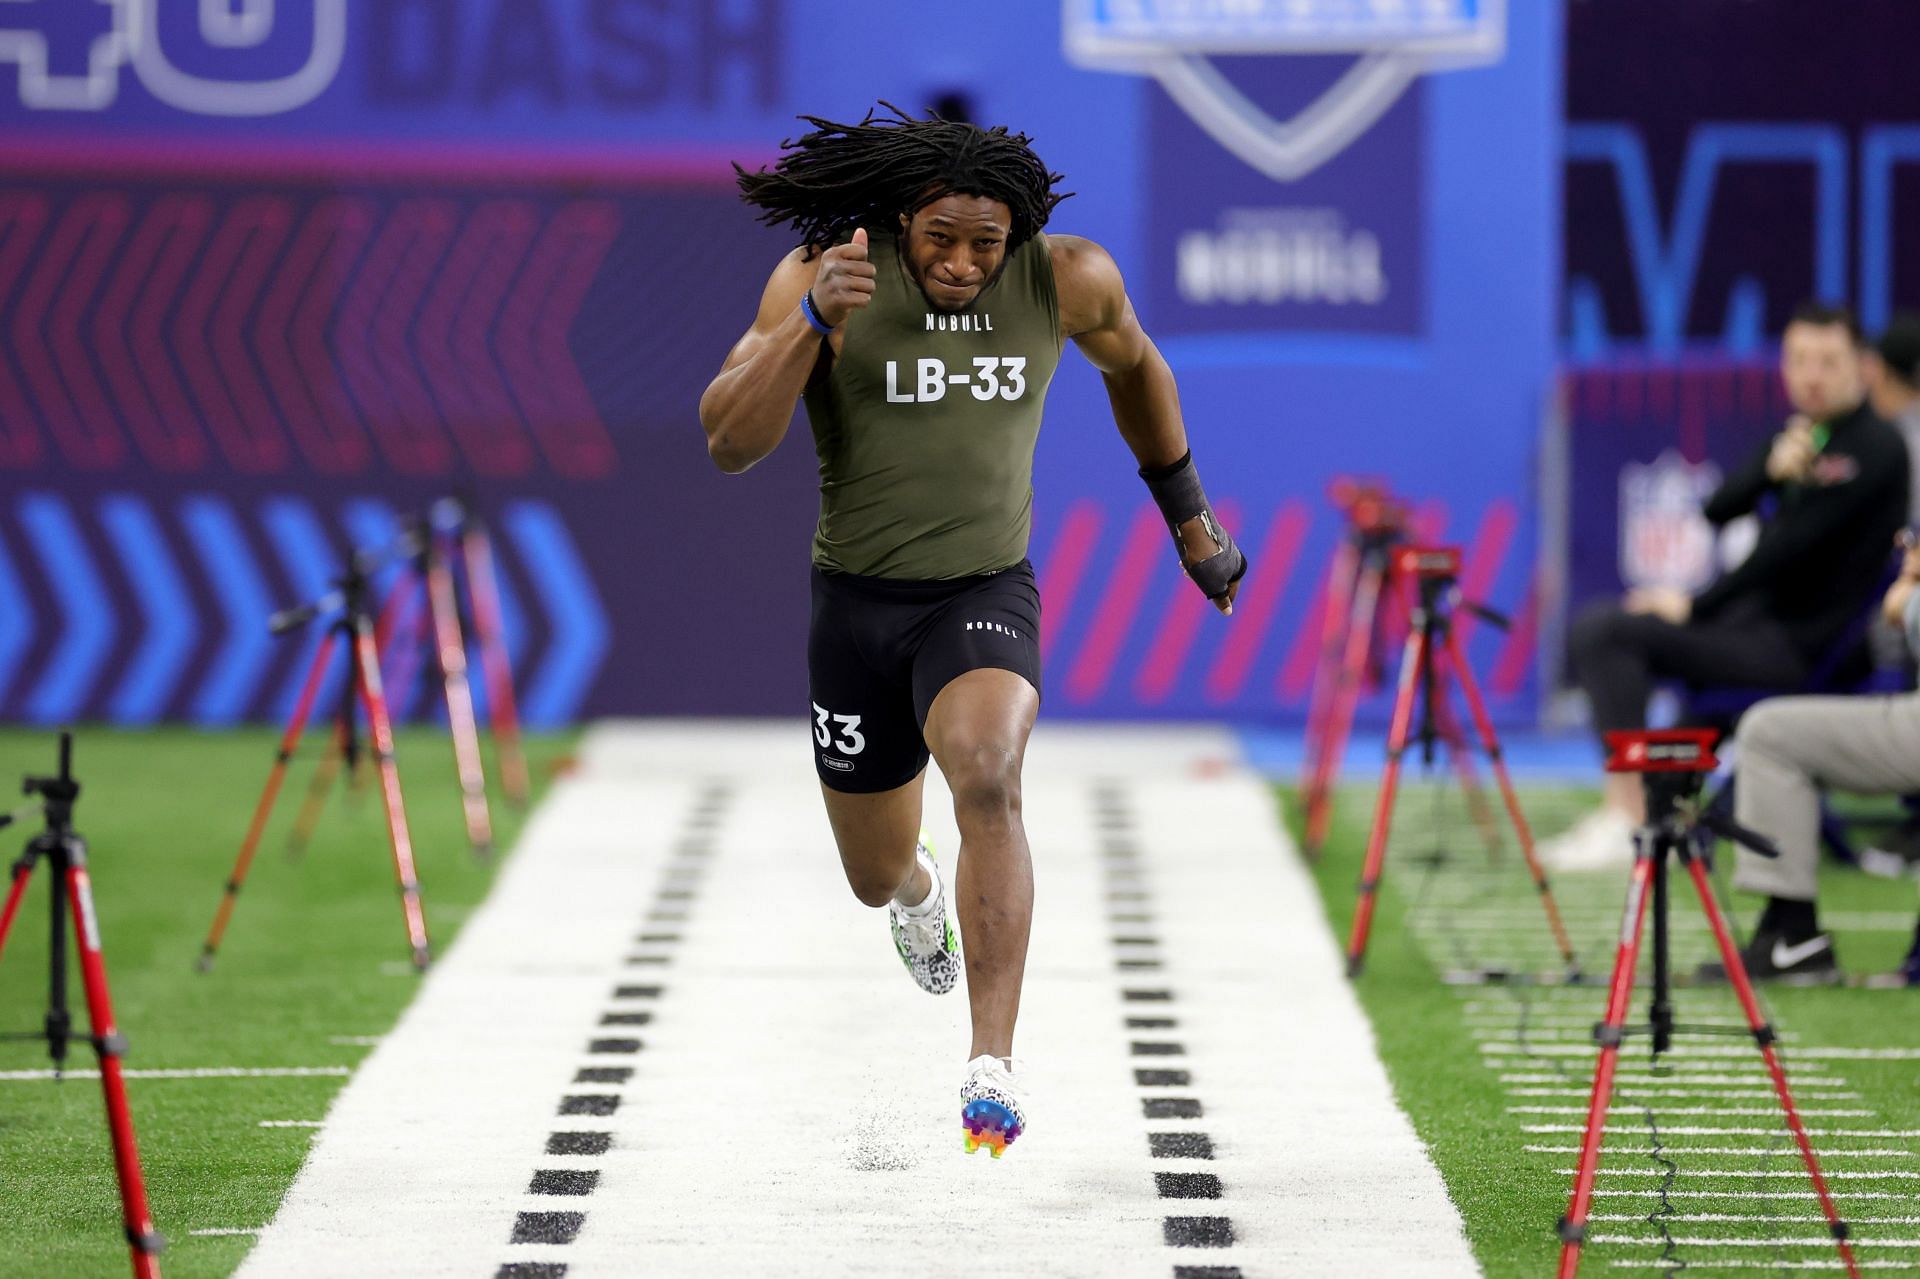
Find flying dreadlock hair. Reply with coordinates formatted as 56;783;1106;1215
735;102;1071;259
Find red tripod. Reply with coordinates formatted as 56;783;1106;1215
1557;730;1858;1279
0;734;164;1278
200;557;432;972
1345;546;1578;978
1301;485;1501;860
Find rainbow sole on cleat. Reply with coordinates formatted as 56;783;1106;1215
962;1098;1022;1157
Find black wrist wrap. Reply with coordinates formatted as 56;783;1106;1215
1140;451;1248;601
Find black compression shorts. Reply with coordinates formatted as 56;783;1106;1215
807;560;1042;793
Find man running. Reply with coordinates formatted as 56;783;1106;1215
699;105;1246;1156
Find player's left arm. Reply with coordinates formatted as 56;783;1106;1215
1053;234;1246;614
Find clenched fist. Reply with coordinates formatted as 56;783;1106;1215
1766;415;1818;484
810;228;877;328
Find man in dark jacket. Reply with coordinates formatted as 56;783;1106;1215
1546;302;1911;869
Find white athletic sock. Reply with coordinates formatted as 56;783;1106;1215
897;852;941;916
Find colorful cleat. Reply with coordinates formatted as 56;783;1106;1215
889;835;961;995
960;1054;1028;1157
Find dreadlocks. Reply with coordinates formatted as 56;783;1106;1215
735;102;1070;258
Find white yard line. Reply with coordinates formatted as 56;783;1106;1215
238;721;1478;1279
0;1067;350;1081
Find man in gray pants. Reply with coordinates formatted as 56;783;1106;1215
1730;537;1920;983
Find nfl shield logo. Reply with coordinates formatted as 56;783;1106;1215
1619;451;1722;591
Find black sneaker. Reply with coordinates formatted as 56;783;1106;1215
1695;929;1840;985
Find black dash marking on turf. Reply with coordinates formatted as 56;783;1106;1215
495;784;731;1277
588;1038;642;1054
1162;1217;1234;1248
1155;1172;1223;1199
558;1095;619;1117
1144;1097;1203;1119
572;1067;632;1085
546;1132;612;1156
530;1169;600;1196
1136;1067;1192;1087
1150;1132;1215;1160
1095;788;1239;1272
510;1212;584;1244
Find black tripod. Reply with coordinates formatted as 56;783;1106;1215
0;733;164;1278
1556;729;1857;1279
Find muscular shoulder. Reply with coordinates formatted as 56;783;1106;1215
1046;234;1127;337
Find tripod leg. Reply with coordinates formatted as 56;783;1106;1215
1444;627;1580;974
62;847;165;1278
1432;686;1504;862
426;540;494;857
0;855;34;963
352;615;433;970
1556;831;1656;1279
1310;557;1386;857
1301;537;1358;805
200;632;340;972
1682;855;1860;1278
285;715;349;858
463;520;530;807
1345;623;1426;977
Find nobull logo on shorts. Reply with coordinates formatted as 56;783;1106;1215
1062;0;1507;181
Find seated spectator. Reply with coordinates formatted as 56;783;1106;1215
1711;537;1920;985
1546;302;1911;869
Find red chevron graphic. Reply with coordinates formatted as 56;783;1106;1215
51;195;131;470
1035;500;1102;664
210;197;296;473
1491;578;1538;699
1064;505;1167;704
0;193;49;469
95;195;214;473
285;198;377;475
18;195;130;468
415;200;539;477
1206;503;1308;705
500;201;619;479
1452;500;1517;653
337;201;457;475
1277;550;1335;702
1132;501;1240;705
336;202;438;474
177;201;289;472
372;200;457;476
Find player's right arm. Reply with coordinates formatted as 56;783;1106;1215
698;230;874;474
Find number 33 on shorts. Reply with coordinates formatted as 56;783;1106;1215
812;703;867;755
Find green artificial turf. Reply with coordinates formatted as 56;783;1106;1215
0;726;573;1279
1291;778;1920;1279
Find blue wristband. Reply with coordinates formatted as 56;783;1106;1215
799;290;834;336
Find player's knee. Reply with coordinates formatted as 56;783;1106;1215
946;743;1023;820
1568;601;1626;663
845;868;903;908
1735;701;1792;760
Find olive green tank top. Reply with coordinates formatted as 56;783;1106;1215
803;231;1063;579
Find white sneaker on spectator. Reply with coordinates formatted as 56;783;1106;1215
1538;805;1637;873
